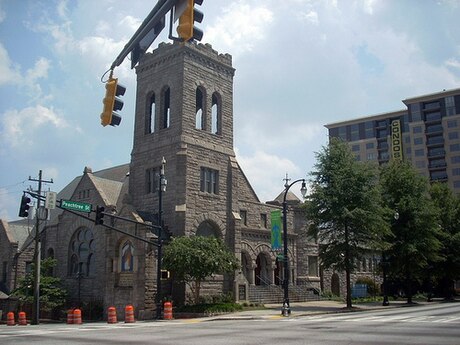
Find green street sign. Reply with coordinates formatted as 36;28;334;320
61;199;92;213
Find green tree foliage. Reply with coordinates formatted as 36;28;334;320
430;182;460;299
306;138;388;308
162;236;239;304
12;258;67;311
380;161;442;303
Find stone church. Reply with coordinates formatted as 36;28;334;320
0;41;327;319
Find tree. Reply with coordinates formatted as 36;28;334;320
306;138;388;308
430;182;460;299
12;258;67;312
162;236;239;304
380;161;442;303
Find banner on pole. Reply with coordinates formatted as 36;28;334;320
271;210;282;251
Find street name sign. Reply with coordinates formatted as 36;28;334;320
61;199;92;213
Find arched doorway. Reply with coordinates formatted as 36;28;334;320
255;253;271;286
331;273;340;296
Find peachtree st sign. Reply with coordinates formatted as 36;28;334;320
61;199;92;213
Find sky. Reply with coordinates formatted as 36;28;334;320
1;0;460;221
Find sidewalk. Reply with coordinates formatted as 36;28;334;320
205;299;426;321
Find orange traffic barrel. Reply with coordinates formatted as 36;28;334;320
107;306;117;324
67;309;74;324
124;305;135;323
18;312;27;326
7;312;15;326
73;308;82;324
163;301;173;320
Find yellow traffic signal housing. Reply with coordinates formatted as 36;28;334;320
177;0;204;42
100;77;126;127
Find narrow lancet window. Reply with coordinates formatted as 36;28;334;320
162;87;170;129
211;93;221;134
196;87;205;129
146;93;155;134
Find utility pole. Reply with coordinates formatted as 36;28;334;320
29;170;53;325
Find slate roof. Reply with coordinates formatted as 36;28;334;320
1;218;32;248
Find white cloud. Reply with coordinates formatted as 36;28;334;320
445;58;460;69
204;2;274;58
0;43;21;86
236;149;302;202
0;105;68;149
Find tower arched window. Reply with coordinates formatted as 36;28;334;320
161;87;171;129
211;92;221;135
68;227;95;277
195;87;205;130
146;93;155;134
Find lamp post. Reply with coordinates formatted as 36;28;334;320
155;157;167;320
281;175;307;316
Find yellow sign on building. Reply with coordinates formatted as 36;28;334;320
391;120;403;161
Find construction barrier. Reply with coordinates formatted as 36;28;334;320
18;312;27;326
124;305;135;323
73;309;82;325
163;301;173;320
107;306;117;324
6;312;15;326
67;309;75;324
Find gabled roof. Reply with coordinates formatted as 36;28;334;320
89;174;124;207
269;190;301;206
0;218;32;248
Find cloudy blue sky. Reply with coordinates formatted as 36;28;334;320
1;0;460;221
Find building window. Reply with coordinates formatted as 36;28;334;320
447;120;458;128
146;93;155;134
454;181;460;188
338;126;347;140
200;167;219;194
453;168;460;176
446;96;456;116
423;101;440;110
68;227;95;277
412;126;422;134
161;87;171;129
366;142;374;149
365;121;374;139
195;87;205;130
351;144;360;152
425;111;441;122
448;132;459;140
451;156;460;164
450;144;460;152
211;92;221;135
260;213;267;228
415;149;425;157
413;137;423;145
308;256;318;277
120;240;134;272
145;167;158;194
350;124;359;141
25;262;33;274
410;103;422;121
367;152;377;161
240;210;247;226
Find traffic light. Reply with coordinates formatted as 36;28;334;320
95;206;105;225
177;0;204;42
18;194;31;218
100;77;126;127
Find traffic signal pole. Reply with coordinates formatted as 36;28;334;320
28;170;53;325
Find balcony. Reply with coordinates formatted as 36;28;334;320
427;149;446;158
426;136;445;147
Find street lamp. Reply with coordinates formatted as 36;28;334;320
382;211;398;306
155;157;167;320
281;175;307;316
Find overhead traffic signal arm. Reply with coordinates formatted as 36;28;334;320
100;77;126;127
176;0;204;42
95;206;105;225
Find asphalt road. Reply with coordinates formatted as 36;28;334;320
1;302;459;344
